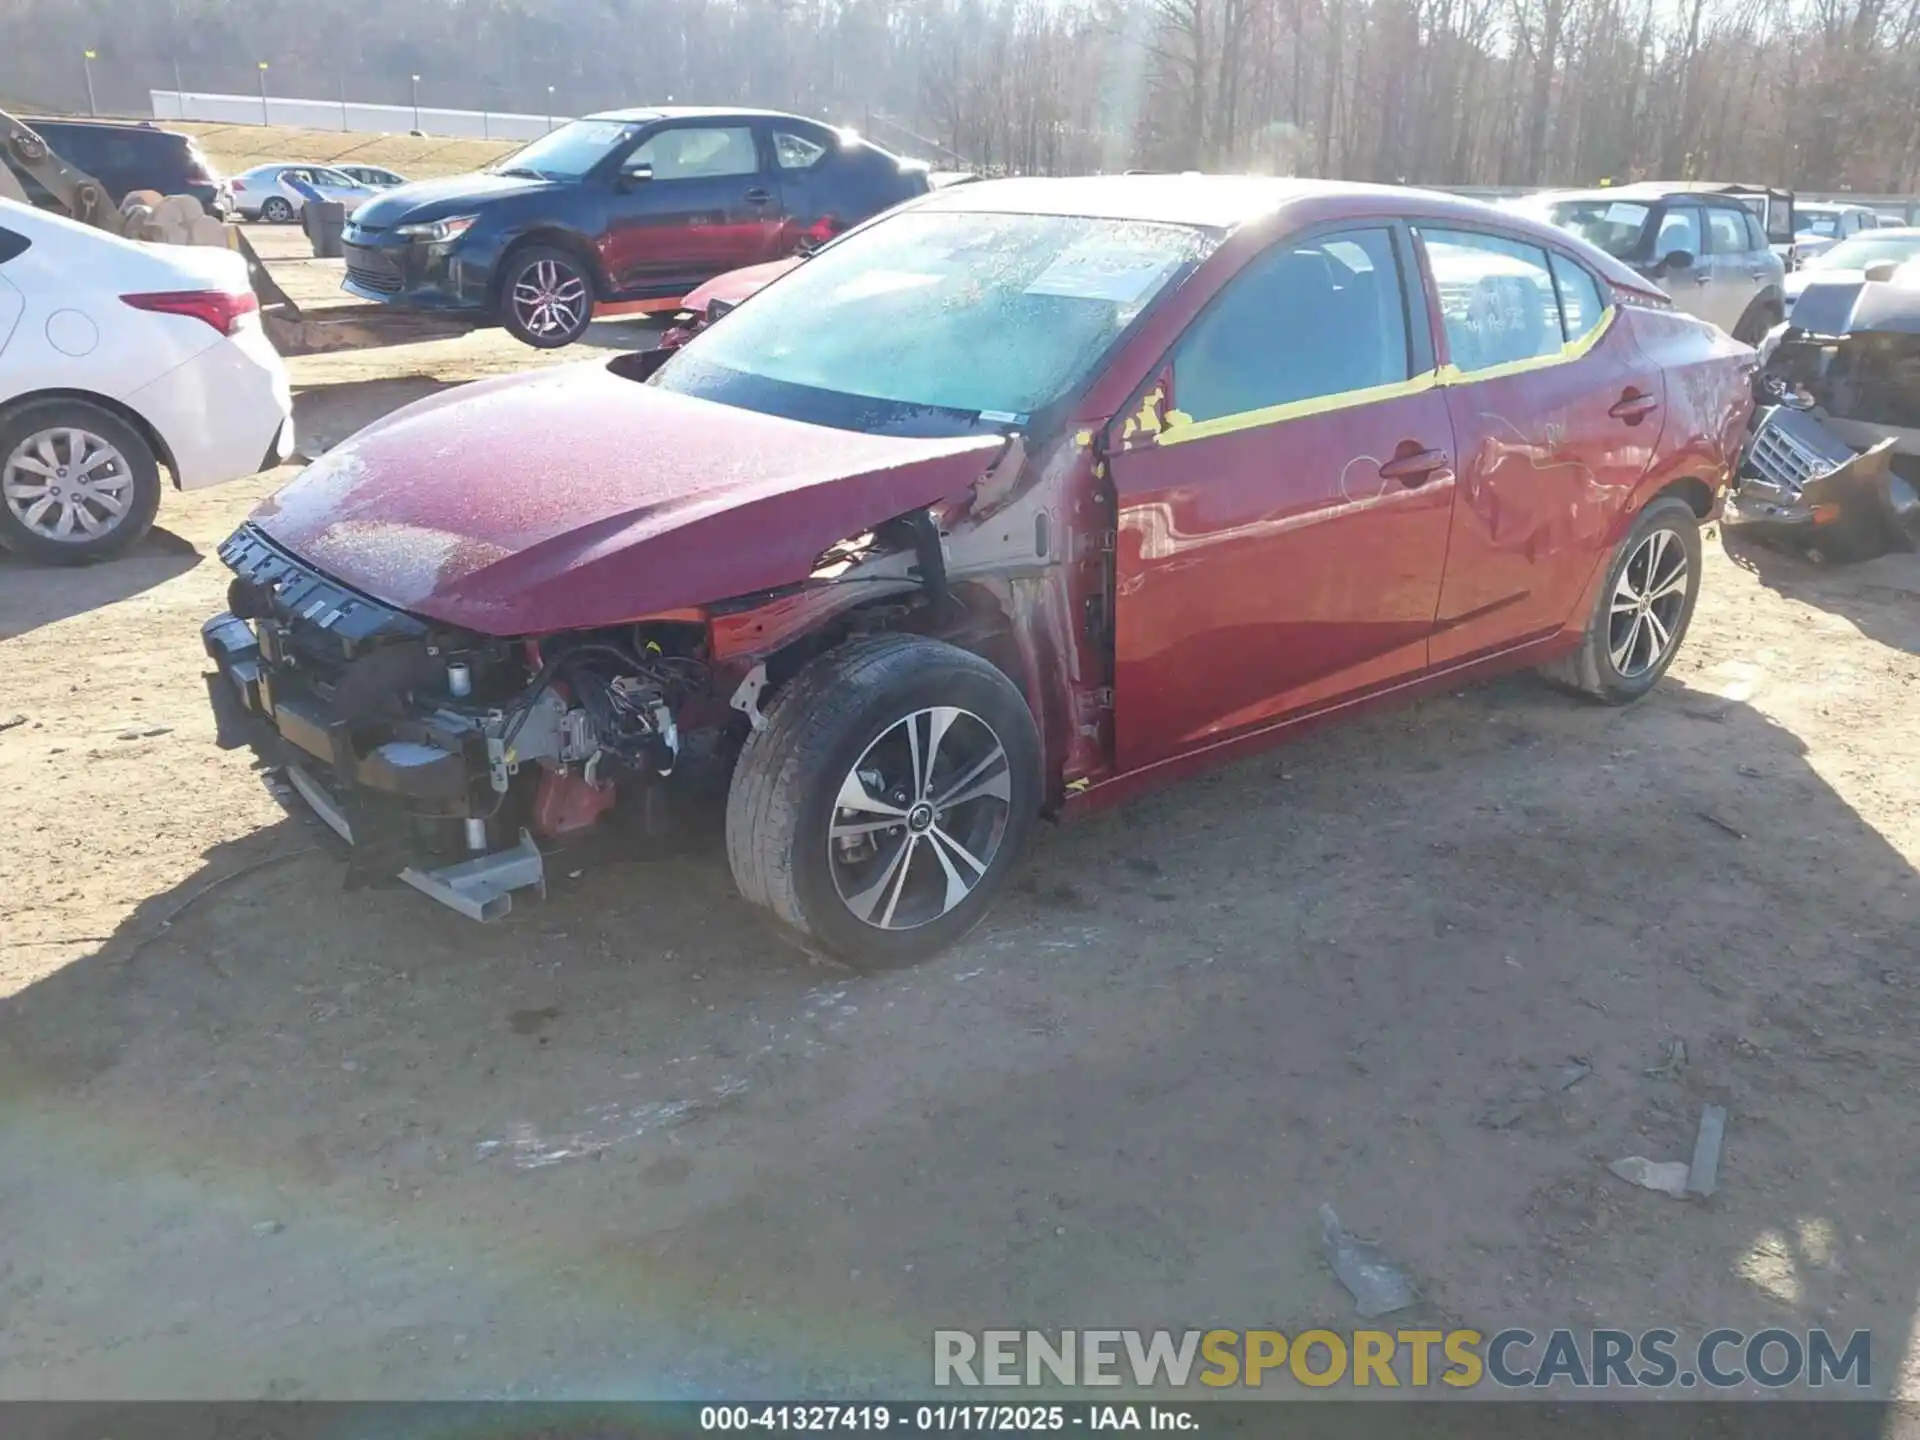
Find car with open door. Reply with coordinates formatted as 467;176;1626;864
201;176;1751;960
1530;183;1788;341
337;106;931;348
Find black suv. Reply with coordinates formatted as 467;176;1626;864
5;118;232;218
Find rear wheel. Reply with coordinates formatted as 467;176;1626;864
1541;496;1701;704
498;245;595;348
261;195;294;224
726;634;1042;966
0;400;161;564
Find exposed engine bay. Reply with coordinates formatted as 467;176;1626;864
202;526;722;919
1734;275;1920;561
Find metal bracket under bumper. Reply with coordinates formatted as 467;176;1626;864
284;762;547;922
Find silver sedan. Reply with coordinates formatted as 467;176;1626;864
231;164;376;223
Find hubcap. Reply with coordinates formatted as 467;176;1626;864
1608;528;1690;678
828;706;1013;931
512;259;588;338
3;427;133;543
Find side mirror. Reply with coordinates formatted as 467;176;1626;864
1865;260;1901;282
1660;248;1695;273
619;162;654;187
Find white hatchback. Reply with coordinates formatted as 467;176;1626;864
0;198;294;562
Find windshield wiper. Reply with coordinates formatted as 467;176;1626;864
492;166;548;180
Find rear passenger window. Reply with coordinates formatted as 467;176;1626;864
1550;253;1607;342
1422;229;1562;373
774;129;829;170
1169;227;1410;425
1705;207;1747;255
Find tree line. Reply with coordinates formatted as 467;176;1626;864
6;0;1920;192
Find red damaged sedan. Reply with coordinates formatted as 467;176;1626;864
202;176;1753;962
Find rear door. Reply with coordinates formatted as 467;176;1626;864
1419;228;1665;665
1702;202;1759;333
1108;222;1457;771
598;120;785;295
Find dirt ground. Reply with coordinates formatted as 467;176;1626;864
1;233;1918;1401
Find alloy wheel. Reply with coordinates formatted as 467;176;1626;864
1608;527;1690;678
2;427;136;545
511;258;589;340
827;706;1013;931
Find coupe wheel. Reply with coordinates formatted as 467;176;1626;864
1541;495;1702;703
261;196;294;224
500;245;595;348
0;400;161;564
726;634;1042;965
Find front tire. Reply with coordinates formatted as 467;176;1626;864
1542;495;1702;704
0;400;161;564
261;196;294;224
498;245;595;348
726;635;1042;966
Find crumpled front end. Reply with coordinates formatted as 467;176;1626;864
1734;280;1920;560
201;525;703;921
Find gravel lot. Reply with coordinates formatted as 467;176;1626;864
1;231;1917;1400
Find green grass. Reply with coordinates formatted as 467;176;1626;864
178;122;517;180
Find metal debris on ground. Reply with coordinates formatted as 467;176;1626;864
1697;810;1747;839
1687;1105;1728;1198
1318;1203;1415;1318
1608;1156;1691;1199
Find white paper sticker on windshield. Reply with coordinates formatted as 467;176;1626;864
1603;202;1646;226
1025;245;1174;304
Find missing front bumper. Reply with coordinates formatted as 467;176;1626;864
203;609;547;923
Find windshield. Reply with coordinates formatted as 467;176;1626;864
1800;210;1842;238
489;119;637;181
1808;231;1920;270
651;209;1217;436
1544;200;1651;259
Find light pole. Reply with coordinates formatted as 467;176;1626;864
256;61;269;125
83;50;97;117
410;74;421;132
546;85;555;133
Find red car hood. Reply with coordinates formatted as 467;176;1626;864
682;256;803;312
250;363;1001;635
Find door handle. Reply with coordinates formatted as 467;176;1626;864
1378;447;1452;487
743;188;772;205
1750;270;1768;281
1692;273;1711;285
1609;389;1660;424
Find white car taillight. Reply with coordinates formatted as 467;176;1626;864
121;289;261;337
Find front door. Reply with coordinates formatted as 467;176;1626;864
1416;226;1664;665
598;122;785;295
1650;203;1714;325
1108;224;1457;773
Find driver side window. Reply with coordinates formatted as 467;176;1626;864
1655;206;1703;261
626;125;760;180
1167;227;1412;427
